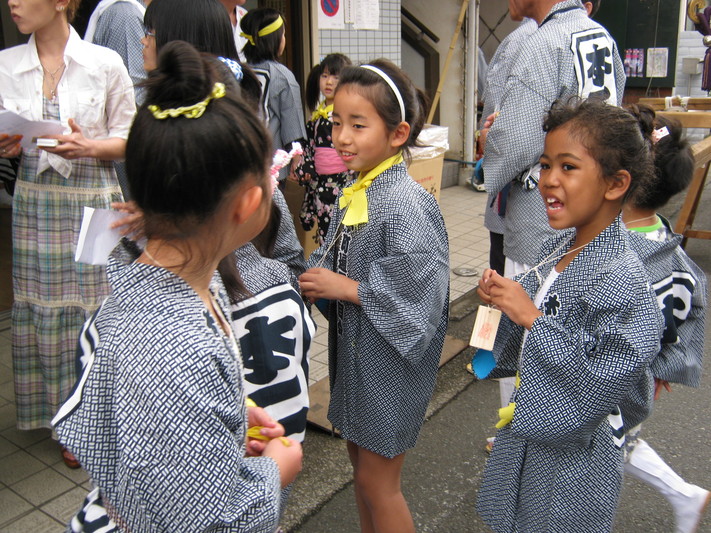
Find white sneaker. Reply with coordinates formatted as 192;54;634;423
675;485;711;533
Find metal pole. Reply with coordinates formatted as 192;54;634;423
464;0;479;163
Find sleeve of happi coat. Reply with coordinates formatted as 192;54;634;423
509;269;662;449
357;196;449;363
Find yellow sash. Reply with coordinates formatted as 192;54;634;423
339;152;403;226
311;103;333;122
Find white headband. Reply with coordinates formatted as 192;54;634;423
361;65;406;123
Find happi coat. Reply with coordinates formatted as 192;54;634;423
53;242;282;532
483;0;625;266
477;217;662;532
307;163;450;458
620;219;708;431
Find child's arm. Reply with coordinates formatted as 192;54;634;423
509;269;662;449
649;259;707;388
299;267;360;305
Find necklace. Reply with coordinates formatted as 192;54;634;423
142;246;166;268
41;61;65;100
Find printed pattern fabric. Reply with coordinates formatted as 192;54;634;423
480;18;537;235
482;0;626;266
53;243;282;532
232;243;314;442
90;1;147;98
477;217;662;532
307;163;450;458
295;113;354;245
12;98;122;431
629;220;707;387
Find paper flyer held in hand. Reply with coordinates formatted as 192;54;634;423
75;207;125;265
0;110;64;150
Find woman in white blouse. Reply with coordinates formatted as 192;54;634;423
0;0;135;466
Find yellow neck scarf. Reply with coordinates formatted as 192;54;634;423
311;103;333;122
339;152;403;226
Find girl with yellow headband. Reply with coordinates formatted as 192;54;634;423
241;7;306;182
300;59;450;533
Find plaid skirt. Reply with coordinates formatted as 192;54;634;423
12;98;123;430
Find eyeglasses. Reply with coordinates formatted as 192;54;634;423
144;27;155;38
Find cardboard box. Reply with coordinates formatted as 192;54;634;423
407;154;444;203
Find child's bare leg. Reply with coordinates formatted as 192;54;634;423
347;441;376;533
351;443;415;533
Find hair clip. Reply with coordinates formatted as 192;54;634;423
240;16;283;46
652;126;670;144
218;57;244;82
148;83;226;120
269;142;303;193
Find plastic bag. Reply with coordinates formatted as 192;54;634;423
410;124;449;160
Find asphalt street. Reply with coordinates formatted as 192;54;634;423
282;188;711;533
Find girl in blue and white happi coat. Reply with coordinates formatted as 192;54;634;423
476;98;663;533
299;59;449;533
620;107;709;533
53;41;302;532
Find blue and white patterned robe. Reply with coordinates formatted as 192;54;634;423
483;0;626;266
307;163;450;458
620;218;707;431
477;218;662;532
54;242;282;532
232;243;314;442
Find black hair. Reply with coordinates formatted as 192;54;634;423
335;58;428;161
305;53;352;112
587;0;602;17
127;40;272;239
240;8;285;63
626;104;694;210
542;97;655;203
143;0;261;106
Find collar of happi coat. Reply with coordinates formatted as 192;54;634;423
338;152;403;226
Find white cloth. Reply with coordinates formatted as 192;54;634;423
84;0;146;43
232;6;248;62
0;27;135;178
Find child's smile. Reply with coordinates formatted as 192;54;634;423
332;87;400;173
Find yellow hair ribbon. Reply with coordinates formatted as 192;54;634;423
148;82;226;120
339;152;403;226
311;102;333;122
240;15;284;46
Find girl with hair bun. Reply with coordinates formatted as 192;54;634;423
300;59;450;532
53;40;302;532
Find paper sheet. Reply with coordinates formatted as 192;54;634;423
0;110;64;150
353;0;379;29
318;0;345;29
75;207;125;265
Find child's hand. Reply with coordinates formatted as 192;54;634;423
480;270;542;330
246;406;284;456
263;437;303;488
654;378;672;401
110;201;145;239
299;268;360;305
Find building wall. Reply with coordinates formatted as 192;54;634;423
318;0;401;66
674;30;707;98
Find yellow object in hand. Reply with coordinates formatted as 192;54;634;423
247;426;291;446
496;402;516;429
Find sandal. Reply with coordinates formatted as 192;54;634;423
60;446;81;469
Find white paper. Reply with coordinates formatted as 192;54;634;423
344;0;354;23
317;0;345;29
0;110;64;150
353;0;379;30
646;47;669;78
75;207;125;265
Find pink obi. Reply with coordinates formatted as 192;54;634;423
314;147;348;175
